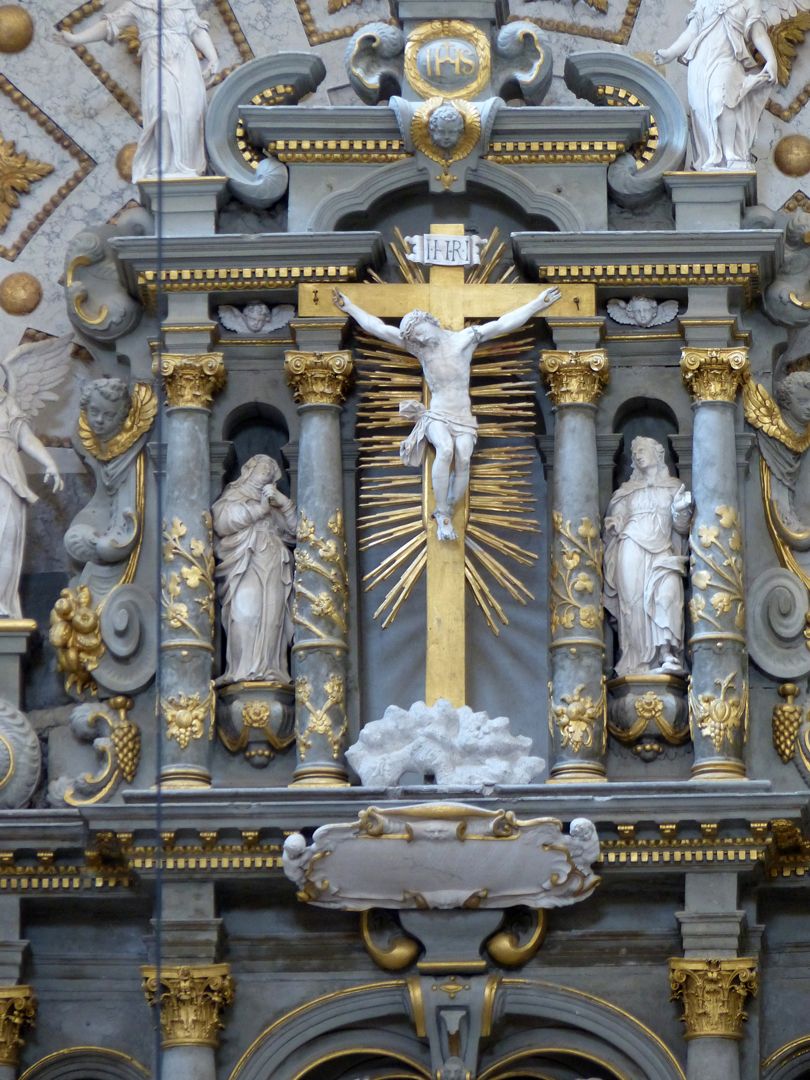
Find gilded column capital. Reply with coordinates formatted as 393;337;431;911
669;957;757;1039
141;963;234;1048
285;351;354;407
680;347;749;403
539;350;609;407
154;352;226;409
0;986;36;1066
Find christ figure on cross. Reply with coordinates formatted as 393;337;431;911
334;286;561;540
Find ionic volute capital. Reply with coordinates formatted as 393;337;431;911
669;957;757;1039
680;347;749;403
154;352;226;409
141;963;234;1048
285;351;354;407
0;986;36;1066
539;350;609;407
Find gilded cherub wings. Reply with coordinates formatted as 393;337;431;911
1;334;74;419
742;375;810;453
761;0;810;84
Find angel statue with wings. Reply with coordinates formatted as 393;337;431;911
0;336;73;618
655;0;802;171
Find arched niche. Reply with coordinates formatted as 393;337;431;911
310;158;583;235
20;1047;149;1080
611;397;681;490
221;401;292;496
228;977;684;1080
763;1036;810;1080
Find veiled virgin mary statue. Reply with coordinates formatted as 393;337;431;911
212;456;297;684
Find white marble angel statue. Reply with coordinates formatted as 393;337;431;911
334;285;561;540
654;0;794;171
212;455;297;684
603;437;693;676
0;335;73;618
62;0;219;184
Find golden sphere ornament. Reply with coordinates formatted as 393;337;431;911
0;5;33;52
0;272;42;315
116;143;137;183
774;134;810;177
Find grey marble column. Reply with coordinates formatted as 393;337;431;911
540;350;610;782
154;352;226;789
285;349;354;786
681;348;750;780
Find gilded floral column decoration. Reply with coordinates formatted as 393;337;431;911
285;350;354;786
0;986;36;1068
681;348;750;779
154;351;226;789
540;350;609;782
669;958;757;1039
141;963;234;1048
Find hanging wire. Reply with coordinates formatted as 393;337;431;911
154;0;165;1074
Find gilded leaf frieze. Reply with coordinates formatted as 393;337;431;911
161;515;216;641
0;137;53;233
689;505;745;634
295;673;348;760
689;673;748;752
162;688;215;750
550;680;607;754
550;513;603;636
293;512;350;642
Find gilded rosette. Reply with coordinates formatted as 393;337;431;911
285;350;354;406
540;350;609;406
680;347;749;403
155;352;226;409
141;963;234;1048
669;958;757;1039
0;986;36;1066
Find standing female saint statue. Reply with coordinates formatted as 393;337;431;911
212;456;297;684
333;285;560;540
603;437;693;676
62;0;220;183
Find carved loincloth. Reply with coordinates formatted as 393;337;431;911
398;400;478;468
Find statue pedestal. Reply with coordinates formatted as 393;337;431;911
664;171;756;232
0;621;36;710
137;176;228;238
607;674;689;762
217;681;295;769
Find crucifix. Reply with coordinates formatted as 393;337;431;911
299;224;595;708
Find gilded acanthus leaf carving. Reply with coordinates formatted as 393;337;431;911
0;137;53;233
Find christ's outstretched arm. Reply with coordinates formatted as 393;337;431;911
333;290;405;349
473;286;561;344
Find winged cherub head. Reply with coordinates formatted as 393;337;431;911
428;103;465;152
80;379;131;441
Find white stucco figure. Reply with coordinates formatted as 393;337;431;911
334;286;560;540
0;336;72;618
345;698;545;787
218;303;296;336
607;297;679;328
603;437;693;676
213;455;297;684
654;0;787;171
62;0;219;183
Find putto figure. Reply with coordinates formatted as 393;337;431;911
334;286;560;540
62;0;219;183
0;335;73;618
212;456;297;684
603;437;693;676
654;0;790;171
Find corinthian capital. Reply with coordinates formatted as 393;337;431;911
155;352;226;409
539;350;609;406
142;963;234;1047
285;351;354;406
669;957;757;1039
0;986;36;1066
680;348;749;403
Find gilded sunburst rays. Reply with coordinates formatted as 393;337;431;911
356;231;541;635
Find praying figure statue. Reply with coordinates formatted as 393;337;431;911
333;286;561;540
212;456;297;684
603;437;693;676
654;0;791;171
62;0;219;184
